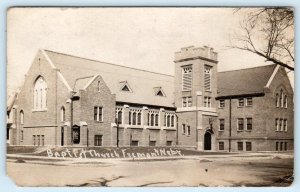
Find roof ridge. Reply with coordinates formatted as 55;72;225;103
218;64;277;73
44;49;174;77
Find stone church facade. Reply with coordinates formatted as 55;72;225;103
7;45;294;152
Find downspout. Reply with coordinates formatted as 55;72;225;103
196;94;199;150
229;99;232;152
175;114;179;145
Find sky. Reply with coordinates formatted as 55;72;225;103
7;7;294;97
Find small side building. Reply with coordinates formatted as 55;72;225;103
216;65;294;152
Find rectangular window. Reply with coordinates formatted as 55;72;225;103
279;119;283;131
246;118;252;131
37;135;40;146
94;106;103;122
275;118;279;131
41;135;45;146
182;66;193;91
237;142;243;151
187;126;191;136
219;142;224;150
33;135;36;146
182;97;187;107
182;124;186;134
204;97;211;107
284;119;287;131
219;100;225;108
182;97;192;107
20;130;24;142
219;119;225;131
94;135;103;146
280;142;283;151
149;141;156;146
238;98;244;107
131;140;139;146
246;98;252;106
284;142;288;150
246;142;252;151
204;65;212;91
166;141;173;146
237;118;244;131
187;97;192;107
276;142;279;151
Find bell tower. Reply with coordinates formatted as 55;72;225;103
174;45;218;150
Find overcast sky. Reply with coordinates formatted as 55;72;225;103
7;7;294;97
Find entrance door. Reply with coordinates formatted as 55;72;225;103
61;127;64;146
204;131;212;150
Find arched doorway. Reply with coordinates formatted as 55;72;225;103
204;131;212;150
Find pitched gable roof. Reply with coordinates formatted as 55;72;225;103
217;64;277;98
44;50;175;108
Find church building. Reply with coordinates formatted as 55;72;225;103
7;45;294;152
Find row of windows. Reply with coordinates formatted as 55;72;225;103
219;98;252;108
275;89;288;108
182;96;212;108
219;141;289;151
218;141;252;151
182;96;192;107
219;118;252;131
182;124;191;136
275;118;288;132
129;110;142;126
181;65;212;91
115;108;175;127
204;96;211;107
276;141;288;151
33;135;45;146
130;140;173;147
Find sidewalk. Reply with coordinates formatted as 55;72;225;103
7;151;294;165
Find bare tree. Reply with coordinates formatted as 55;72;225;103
231;8;294;71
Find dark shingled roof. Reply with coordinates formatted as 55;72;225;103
217;64;277;98
44;50;175;108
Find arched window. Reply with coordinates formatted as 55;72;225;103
155;114;159;126
129;111;132;125
33;76;47;110
61;107;65;122
275;93;279;107
150;114;154;126
132;112;137;125
284;95;288;108
137;113;141;125
117;111;122;124
280;89;283;107
167;115;170;127
171;115;175;127
20;110;24;125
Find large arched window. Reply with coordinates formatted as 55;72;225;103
61;106;65;122
20;110;24;125
33;76;47;110
275;93;279;107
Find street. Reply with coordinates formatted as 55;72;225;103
7;153;293;187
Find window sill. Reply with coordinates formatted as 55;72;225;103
95;121;104;123
237;130;244;132
218;107;225;109
218;130;225;132
237;106;244;108
245;130;252;132
245;105;253;107
32;109;48;112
